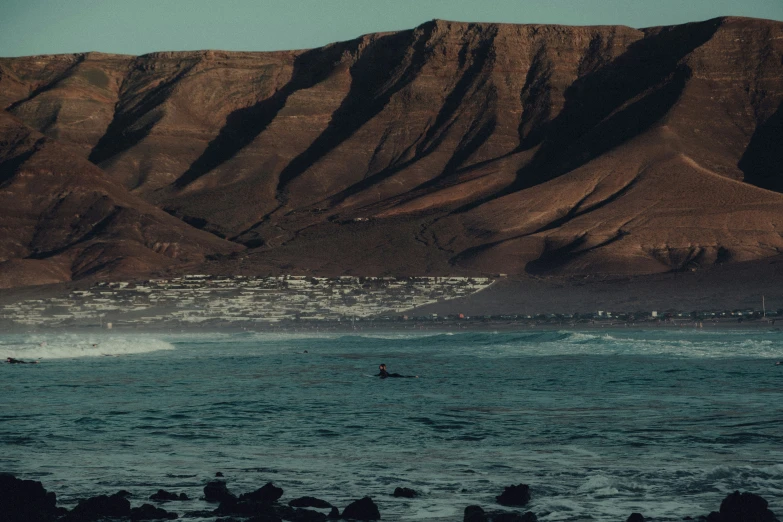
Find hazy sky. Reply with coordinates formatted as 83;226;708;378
1;0;782;57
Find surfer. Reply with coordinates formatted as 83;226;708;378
376;363;416;378
6;357;37;364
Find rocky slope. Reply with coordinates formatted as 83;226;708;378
0;112;240;288
1;16;782;285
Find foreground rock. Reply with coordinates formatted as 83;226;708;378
0;474;60;522
393;487;417;498
341;497;381;520
285;508;329;522
289;497;333;508
204;480;236;503
704;491;780;522
214;482;286;517
215;498;280;518
464;505;537;522
64;492;131;521
3;473;779;522
496;484;531;507
150;490;189;501
239;483;284;504
129;503;178;520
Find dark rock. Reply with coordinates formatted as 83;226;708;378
239;482;284;504
393;487;417;498
183;510;218;518
328;507;340;519
245;509;283;522
289;496;333;508
0;473;59;522
115;490;133;498
627;514;645;522
718;491;779;522
204;480;236;503
490;512;537;522
341;497;381;520
150;489;189;501
465;507;537;522
216;498;279;519
276;505;296;519
130;503;179;520
465;505;487;522
65;492;131;521
288;508;328;522
215;472;224;477
496;484;531;507
706;512;723;522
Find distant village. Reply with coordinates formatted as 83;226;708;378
0;275;493;329
0;274;778;330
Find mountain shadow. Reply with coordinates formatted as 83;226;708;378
273;22;437;198
173;44;351;188
739;101;783;193
325;25;499;204
89;62;199;166
508;18;722;191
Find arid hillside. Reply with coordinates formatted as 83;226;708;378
1;16;782;286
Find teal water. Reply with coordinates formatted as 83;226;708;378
2;329;782;521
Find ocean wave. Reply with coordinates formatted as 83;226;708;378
6;329;779;360
0;334;175;359
300;330;783;359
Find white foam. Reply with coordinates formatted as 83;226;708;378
576;474;620;496
565;332;602;342
1;334;175;359
522;330;783;359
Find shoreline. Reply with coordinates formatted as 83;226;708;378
2;472;778;522
1;317;781;335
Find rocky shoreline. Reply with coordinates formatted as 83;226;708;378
2;473;779;522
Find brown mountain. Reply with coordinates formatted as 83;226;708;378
0;112;241;288
1;16;782;286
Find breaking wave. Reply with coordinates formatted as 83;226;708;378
288;329;783;359
0;334;175;359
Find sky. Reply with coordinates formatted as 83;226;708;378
1;0;782;57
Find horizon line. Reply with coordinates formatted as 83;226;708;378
2;14;780;59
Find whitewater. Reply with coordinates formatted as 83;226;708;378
2;329;782;521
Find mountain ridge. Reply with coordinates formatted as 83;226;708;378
1;16;782;287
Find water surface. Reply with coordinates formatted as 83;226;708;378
2;329;782;521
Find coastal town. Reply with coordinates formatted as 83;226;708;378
0;275;779;330
0;275;494;329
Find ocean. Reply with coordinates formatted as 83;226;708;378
2;329;782;521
